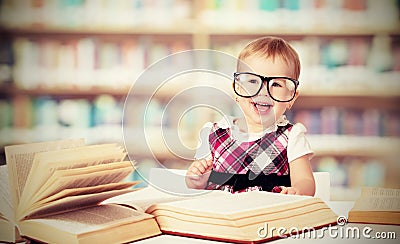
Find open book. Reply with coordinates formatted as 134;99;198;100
106;187;339;243
348;187;400;225
0;139;161;243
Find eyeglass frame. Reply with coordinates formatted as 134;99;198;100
233;72;300;102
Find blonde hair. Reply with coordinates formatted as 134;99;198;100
237;36;301;80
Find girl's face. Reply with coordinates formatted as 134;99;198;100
235;55;298;132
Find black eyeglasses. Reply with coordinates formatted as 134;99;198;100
233;72;299;102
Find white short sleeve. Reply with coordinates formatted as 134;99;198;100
287;123;314;163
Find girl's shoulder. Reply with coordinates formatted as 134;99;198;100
289;122;308;134
277;117;308;139
286;122;310;143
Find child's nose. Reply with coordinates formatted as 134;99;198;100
258;82;269;96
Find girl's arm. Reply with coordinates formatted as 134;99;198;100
281;154;315;196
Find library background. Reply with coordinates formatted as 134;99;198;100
0;0;399;200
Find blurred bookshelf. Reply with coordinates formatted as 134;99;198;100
1;0;400;200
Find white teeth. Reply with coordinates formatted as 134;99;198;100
254;102;270;107
252;102;271;112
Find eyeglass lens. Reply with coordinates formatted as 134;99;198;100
235;73;296;101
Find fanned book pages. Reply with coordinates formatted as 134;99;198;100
348;187;400;225
0;139;161;244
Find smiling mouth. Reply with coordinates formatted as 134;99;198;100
251;102;272;112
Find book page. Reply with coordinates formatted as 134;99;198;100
37;182;140;207
21;204;153;235
361;187;400;198
104;187;196;212
353;196;400;211
23;188;134;220
103;186;228;212
18;164;134;219
4;139;85;208
19;144;126;209
25;182;139;218
28;161;134;205
148;191;312;217
0;165;14;222
0;218;16;243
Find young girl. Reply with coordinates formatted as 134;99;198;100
185;36;315;196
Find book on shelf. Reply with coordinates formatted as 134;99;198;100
0;139;161;244
105;186;339;243
348;187;400;225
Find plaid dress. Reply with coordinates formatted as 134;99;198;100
206;122;293;193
